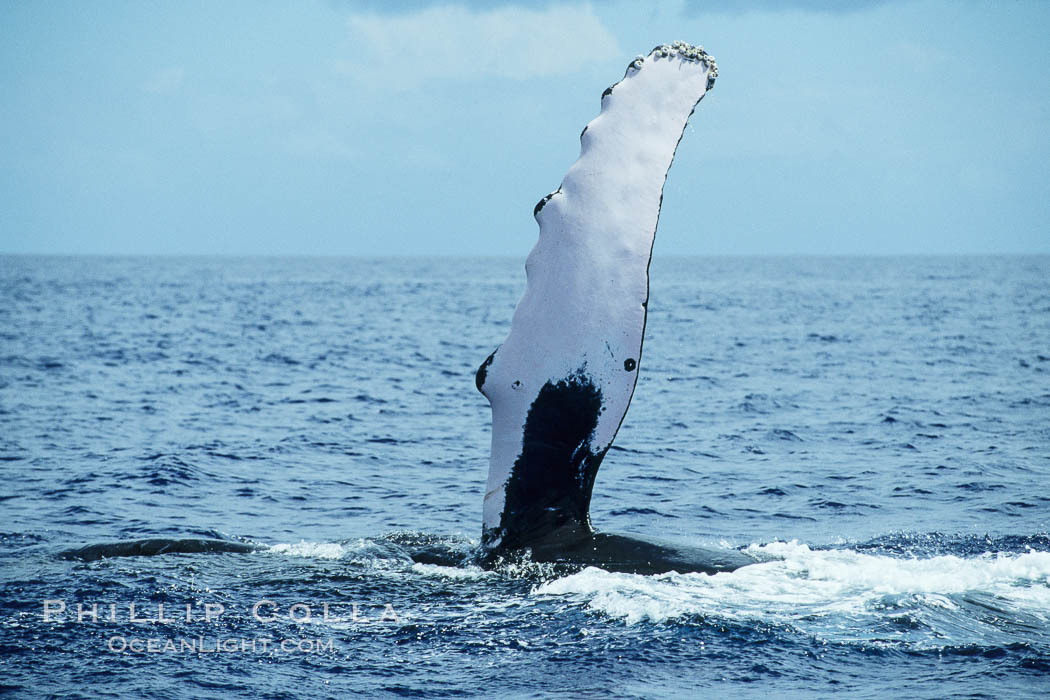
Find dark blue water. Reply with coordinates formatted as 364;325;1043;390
1;255;1048;698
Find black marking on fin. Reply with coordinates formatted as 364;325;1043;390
533;192;556;217
497;370;605;550
602;85;614;99
476;350;497;392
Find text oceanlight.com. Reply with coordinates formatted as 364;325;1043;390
107;636;336;654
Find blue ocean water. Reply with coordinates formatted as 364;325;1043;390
1;254;1048;698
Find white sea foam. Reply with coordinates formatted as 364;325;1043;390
266;540;356;559
533;541;1050;631
411;562;494;580
264;538;414;564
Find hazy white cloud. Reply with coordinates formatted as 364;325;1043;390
682;0;904;14
341;4;619;87
284;127;356;161
886;41;948;72
142;67;185;95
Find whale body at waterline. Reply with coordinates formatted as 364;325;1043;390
60;538;260;561
476;42;752;574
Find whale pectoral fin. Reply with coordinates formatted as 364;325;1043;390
478;43;717;553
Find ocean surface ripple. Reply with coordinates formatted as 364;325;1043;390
1;255;1048;698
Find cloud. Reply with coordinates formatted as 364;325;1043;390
341;4;619;87
886;40;948;72
336;0;905;16
284;128;356;161
335;0;524;9
682;0;905;14
142;67;185;95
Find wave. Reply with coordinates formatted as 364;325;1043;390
534;540;1050;648
264;532;475;569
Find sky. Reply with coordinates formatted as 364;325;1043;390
1;0;1047;257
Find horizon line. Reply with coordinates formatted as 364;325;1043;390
2;251;1049;260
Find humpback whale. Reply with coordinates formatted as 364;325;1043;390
57;42;755;575
60;538;259;561
476;42;753;575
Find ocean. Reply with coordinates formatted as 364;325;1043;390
1;254;1048;698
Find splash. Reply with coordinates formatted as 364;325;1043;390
266;540;358;560
534;541;1050;648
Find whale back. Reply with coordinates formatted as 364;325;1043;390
476;43;717;551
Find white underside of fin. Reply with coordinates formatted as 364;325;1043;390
478;43;717;545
